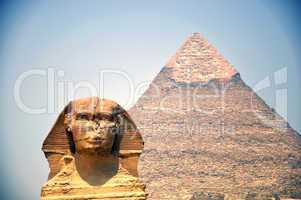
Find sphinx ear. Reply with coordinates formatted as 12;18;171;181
111;133;119;155
64;113;74;153
66;130;76;154
67;126;72;132
110;113;126;155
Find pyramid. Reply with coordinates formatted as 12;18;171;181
129;33;301;199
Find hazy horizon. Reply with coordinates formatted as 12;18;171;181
0;0;300;199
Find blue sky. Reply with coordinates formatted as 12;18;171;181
0;0;300;199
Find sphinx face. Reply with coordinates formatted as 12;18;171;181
69;99;120;155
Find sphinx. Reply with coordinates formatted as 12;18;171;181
40;97;147;200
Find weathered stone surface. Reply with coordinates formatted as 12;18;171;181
165;33;237;83
189;192;225;200
41;97;146;200
129;33;301;199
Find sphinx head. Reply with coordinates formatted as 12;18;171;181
64;97;124;156
42;97;143;179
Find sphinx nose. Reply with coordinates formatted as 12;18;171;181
93;121;105;131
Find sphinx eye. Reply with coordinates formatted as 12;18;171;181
94;114;113;121
76;113;90;120
104;115;114;121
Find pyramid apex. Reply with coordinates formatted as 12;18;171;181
188;32;205;40
191;32;208;38
192;32;201;35
165;33;237;83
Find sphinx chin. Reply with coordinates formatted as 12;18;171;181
76;146;112;155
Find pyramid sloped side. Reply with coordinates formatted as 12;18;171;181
129;75;301;199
